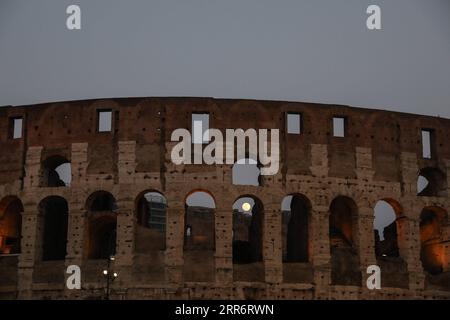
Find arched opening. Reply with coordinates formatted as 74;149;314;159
374;200;399;257
232;158;261;186
281;194;313;283
39;196;68;261
232;195;264;282
373;199;408;288
41;155;71;187
329;196;361;286
0;196;23;288
420;206;447;275
183;190;216;282
0;196;23;255
417;167;447;197
135;191;167;252
86;191;117;259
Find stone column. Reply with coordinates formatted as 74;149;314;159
165;203;184;285
263;202;282;284
23;146;42;189
114;197;135;288
401;202;425;293
63;200;85;299
17;202;39;299
310;205;331;299
70;143;88;186
442;224;450;272
357;206;377;290
118;141;136;185
215;205;233;284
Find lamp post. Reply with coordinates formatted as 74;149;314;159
102;255;118;300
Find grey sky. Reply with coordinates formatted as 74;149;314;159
0;0;449;118
1;1;447;233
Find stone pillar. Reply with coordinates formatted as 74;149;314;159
165;203;184;285
71;143;88;186
23;146;42;189
310;144;328;177
64;201;85;299
215;205;233;284
441;224;450;272
355;147;374;180
118;141;136;185
311;205;331;299
400;152;418;196
17;202;39;299
115;197;135;288
357;206;377;290
263;202;282;284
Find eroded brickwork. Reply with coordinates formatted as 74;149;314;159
0;97;449;299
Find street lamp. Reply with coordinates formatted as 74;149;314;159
102;255;118;300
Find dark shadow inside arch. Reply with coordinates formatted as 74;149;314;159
0;197;23;289
417;167;447;197
282;194;313;284
86;191;117;260
329;196;361;286
41;155;71;187
40;196;68;261
133;190;167;283
232;195;264;282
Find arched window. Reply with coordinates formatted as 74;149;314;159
420;206;447;275
373;199;409;288
86;191;117;259
39;196;69;261
184;191;215;251
41;155;71;187
232;195;264;282
417;167;447;197
183;190;216;282
329;196;361;286
135;191;166;253
373;199;400;258
0;197;23;254
282;194;311;263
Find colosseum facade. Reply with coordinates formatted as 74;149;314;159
0;97;449;300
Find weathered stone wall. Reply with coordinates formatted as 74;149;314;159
0;97;449;300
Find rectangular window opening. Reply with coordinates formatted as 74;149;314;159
192;113;209;144
333;117;345;137
287;113;301;134
9;117;23;139
421;129;433;159
97;110;112;132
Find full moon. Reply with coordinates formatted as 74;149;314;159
242;202;251;212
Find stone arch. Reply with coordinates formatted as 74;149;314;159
39;196;69;261
41;155;71;187
134;190;167;252
417;167;447;197
183;189;216;282
329;196;361;286
0;196;23;254
281;193;311;262
420;206;447;275
85;191;117;259
232;194;264;282
281;193;313;284
373;198;409;288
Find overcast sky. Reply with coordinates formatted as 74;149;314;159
0;1;447;233
0;0;449;118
